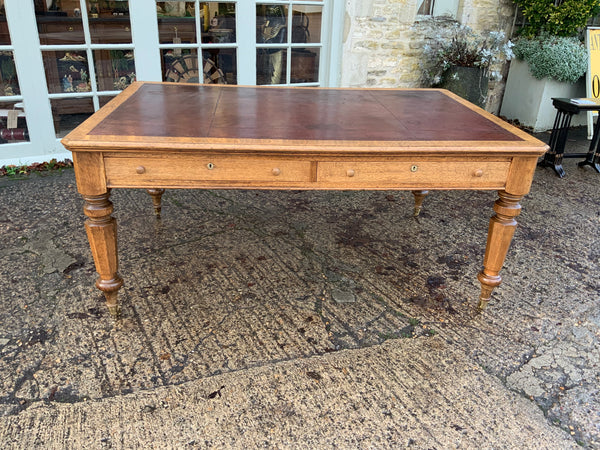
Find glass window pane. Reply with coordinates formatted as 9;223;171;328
257;4;288;44
94;49;135;91
162;48;233;84
204;48;236;84
43;50;91;94
87;0;132;44
0;12;10;45
291;48;319;83
292;6;321;44
50;97;94;138
0;51;20;96
201;2;235;44
157;2;196;44
99;95;116;108
0;102;29;144
257;48;287;85
36;2;85;45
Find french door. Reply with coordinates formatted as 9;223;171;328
0;0;340;166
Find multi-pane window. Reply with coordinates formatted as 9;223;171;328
157;1;237;85
35;0;135;137
256;2;323;85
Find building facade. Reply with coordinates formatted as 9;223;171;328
0;0;514;166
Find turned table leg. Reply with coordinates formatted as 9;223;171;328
477;190;522;309
83;191;123;317
146;188;165;218
411;190;429;216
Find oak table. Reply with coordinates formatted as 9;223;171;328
62;81;548;317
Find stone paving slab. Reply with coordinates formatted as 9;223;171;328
0;338;577;449
0;128;599;448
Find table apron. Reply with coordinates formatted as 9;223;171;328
102;153;513;190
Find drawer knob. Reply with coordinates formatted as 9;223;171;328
474;169;484;177
410;165;418;172
347;169;355;177
136;166;145;174
207;162;214;170
68;26;74;32
272;167;281;176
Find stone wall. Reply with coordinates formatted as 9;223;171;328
340;0;517;113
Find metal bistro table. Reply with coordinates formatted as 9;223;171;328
538;97;600;177
62;82;548;317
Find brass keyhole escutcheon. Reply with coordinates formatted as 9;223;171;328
207;162;214;170
136;166;145;174
410;165;418;172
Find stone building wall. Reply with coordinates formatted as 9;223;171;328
340;0;517;113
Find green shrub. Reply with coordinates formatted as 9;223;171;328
516;0;600;37
513;34;587;83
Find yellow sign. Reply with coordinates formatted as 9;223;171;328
587;28;600;98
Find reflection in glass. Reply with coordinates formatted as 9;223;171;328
0;51;20;96
157;2;236;45
291;48;319;83
162;48;236;84
291;5;321;44
257;4;288;44
87;0;132;44
201;2;236;44
99;95;116;108
257;48;287;85
0;12;10;45
35;3;85;45
51;97;94;138
43;51;91;94
94;49;135;91
0;102;29;144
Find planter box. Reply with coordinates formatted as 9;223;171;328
500;59;586;132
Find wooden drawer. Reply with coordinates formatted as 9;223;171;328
104;155;315;188
317;160;511;189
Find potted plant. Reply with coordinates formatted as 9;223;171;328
500;0;600;131
420;21;514;108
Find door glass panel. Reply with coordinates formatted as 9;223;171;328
0;101;29;145
157;2;196;44
257;5;287;45
87;0;132;44
291;5;321;43
93;49;136;91
291;48;319;83
0;11;10;45
42;50;91;94
162;48;234;84
0;51;20;96
257;47;286;85
51;97;94;138
99;95;116;108
36;1;85;45
201;2;235;44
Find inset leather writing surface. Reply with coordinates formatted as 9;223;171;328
89;83;522;142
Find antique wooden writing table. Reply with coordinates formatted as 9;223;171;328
62;81;548;317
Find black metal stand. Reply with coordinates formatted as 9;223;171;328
538;98;600;177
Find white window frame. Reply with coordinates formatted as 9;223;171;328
1;0;343;165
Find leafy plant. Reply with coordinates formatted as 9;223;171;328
515;0;600;38
513;33;587;82
421;22;514;86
